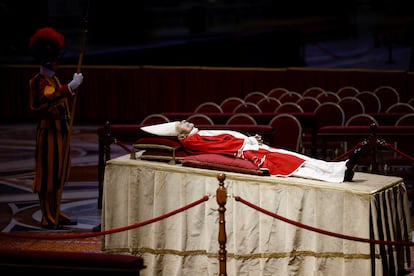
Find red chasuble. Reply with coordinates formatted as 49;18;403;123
181;132;305;176
181;133;245;156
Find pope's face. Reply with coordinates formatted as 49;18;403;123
176;120;194;140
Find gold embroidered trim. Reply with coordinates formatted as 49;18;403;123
132;247;377;260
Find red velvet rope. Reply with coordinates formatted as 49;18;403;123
334;142;363;161
114;139;132;153
2;193;412;248
333;141;414;162
0;195;209;240
235;195;413;246
384;143;414;161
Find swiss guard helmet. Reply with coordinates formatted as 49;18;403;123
29;27;65;65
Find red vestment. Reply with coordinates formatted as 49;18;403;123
181;131;306;176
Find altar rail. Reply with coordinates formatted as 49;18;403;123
1;65;414;124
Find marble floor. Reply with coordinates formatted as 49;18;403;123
0;123;127;233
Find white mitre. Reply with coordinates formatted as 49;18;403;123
140;121;179;136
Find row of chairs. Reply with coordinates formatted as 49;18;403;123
195;86;414;117
266;85;405;113
144;99;414;127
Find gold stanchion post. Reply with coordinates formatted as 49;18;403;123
216;173;227;276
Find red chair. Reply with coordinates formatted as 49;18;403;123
267;87;290;99
302;86;325;98
243;91;267;103
391;113;414;158
314;102;345;159
141;114;170;126
257;97;281;113
385;103;414;113
186;113;214;125
275;102;304;113
269;113;302;152
337;96;365;123
296;96;320;113
345;114;379;126
316;91;341;103
194;102;223;113
355;91;381;113
315;102;345;129
336;86;359;98
373;85;400;112
395;113;414;125
226;113;258;125
220;97;245;113
344;114;379;152
278;91;303;103
233;102;262;113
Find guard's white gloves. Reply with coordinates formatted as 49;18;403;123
68;73;84;94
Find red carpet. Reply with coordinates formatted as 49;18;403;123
0;233;102;252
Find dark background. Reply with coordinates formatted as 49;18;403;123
1;0;414;68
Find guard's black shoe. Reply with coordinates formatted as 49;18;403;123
60;218;78;225
92;224;101;232
41;223;64;230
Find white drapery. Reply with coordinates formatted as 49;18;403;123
102;155;411;276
